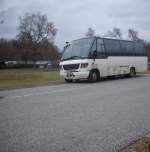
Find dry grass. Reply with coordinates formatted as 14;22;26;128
0;69;64;90
120;137;150;152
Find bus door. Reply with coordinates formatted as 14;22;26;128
94;38;108;77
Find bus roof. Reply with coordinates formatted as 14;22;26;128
73;36;143;44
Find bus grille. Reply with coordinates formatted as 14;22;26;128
63;64;79;70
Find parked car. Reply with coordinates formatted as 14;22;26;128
5;61;17;65
35;61;52;69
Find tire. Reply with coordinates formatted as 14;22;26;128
129;67;136;77
88;70;99;82
65;79;72;83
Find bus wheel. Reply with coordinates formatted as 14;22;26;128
88;70;99;82
129;67;136;77
65;79;72;83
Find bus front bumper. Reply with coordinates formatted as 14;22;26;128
60;70;90;80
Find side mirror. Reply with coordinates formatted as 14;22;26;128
64;42;70;51
92;50;97;59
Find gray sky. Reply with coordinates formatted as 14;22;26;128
0;0;150;49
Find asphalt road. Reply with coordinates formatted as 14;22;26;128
1;74;150;152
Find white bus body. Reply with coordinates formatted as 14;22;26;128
60;37;147;82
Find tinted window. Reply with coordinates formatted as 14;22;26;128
97;39;106;58
126;41;134;55
97;38;146;57
104;39;112;55
113;40;121;55
134;42;146;56
120;41;127;55
97;39;104;52
104;39;121;55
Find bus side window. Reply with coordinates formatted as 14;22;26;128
104;39;121;56
97;39;106;58
134;42;146;56
126;41;134;56
120;41;126;56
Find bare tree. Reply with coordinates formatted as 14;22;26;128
103;31;115;38
0;39;19;61
86;27;95;37
18;13;57;43
128;28;139;41
0;38;60;67
104;27;122;39
113;27;122;39
17;12;57;65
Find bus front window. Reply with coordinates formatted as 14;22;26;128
61;37;95;61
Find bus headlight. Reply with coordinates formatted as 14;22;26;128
80;63;88;68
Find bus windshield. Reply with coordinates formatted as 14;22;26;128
61;37;95;61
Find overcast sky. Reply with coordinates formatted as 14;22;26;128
0;0;150;49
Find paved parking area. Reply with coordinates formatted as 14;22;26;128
1;74;150;152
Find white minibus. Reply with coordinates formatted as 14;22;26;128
60;37;147;82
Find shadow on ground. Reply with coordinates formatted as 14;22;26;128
70;74;145;84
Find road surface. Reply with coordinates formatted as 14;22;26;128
0;74;150;152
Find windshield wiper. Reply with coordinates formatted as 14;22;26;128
62;56;85;61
